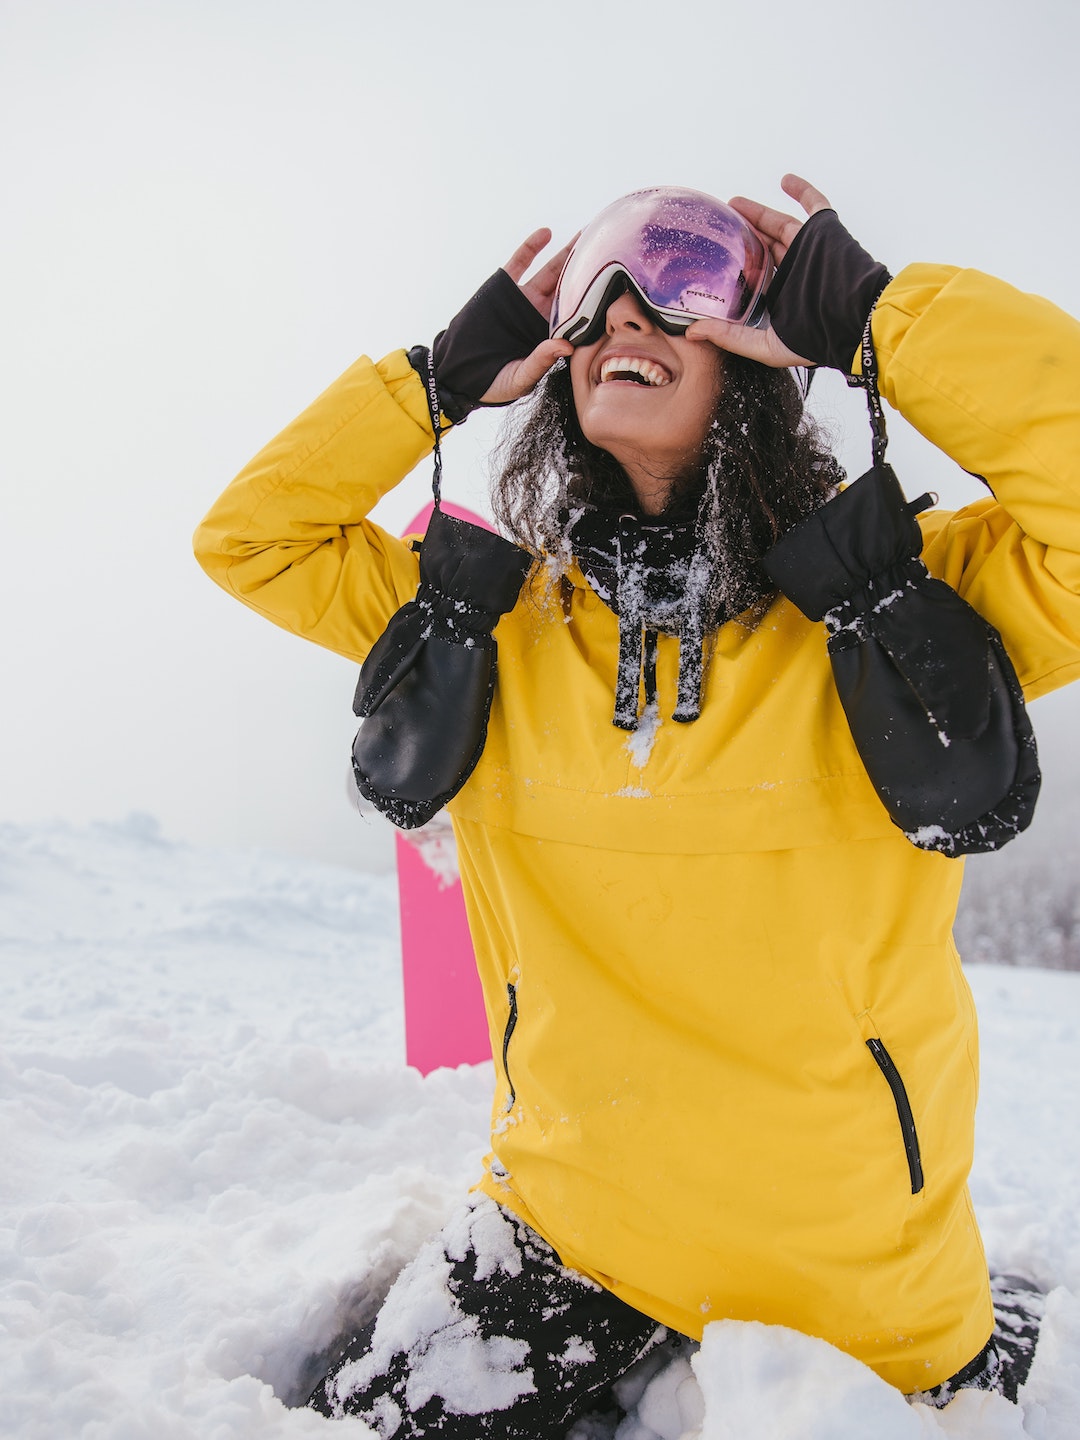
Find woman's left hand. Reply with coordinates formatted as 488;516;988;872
685;175;832;369
505;227;579;325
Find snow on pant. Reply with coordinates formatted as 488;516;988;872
306;1194;668;1438
916;1272;1045;1408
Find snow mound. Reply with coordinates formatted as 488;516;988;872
2;818;1079;1437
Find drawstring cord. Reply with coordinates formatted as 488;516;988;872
673;547;709;724
613;516;647;729
611;514;708;732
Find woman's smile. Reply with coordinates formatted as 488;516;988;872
571;289;723;512
596;354;673;387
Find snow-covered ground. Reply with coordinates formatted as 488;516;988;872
2;818;1078;1439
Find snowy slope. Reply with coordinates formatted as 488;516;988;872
1;819;1078;1439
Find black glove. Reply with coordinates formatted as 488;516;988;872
763;466;1041;855
351;505;532;830
408;269;549;425
765;209;892;371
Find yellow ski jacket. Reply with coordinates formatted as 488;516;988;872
194;265;1080;1392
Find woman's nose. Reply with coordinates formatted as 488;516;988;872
605;288;654;334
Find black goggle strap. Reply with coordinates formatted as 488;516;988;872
846;308;889;470
422;347;445;507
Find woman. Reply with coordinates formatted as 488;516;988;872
194;177;1080;1429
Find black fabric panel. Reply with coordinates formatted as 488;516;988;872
763;466;1040;853
350;507;532;829
353;637;495;803
409;269;549;424
765;209;891;372
763;465;920;619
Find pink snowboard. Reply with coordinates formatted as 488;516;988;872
396;502;492;1074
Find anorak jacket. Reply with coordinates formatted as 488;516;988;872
194;265;1080;1392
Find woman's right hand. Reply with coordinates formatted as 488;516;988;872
476;229;575;405
423;230;576;421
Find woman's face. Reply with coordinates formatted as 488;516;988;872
569;289;724;514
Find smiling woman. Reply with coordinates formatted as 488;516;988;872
570;289;727;511
492;288;841;699
193;175;1080;1433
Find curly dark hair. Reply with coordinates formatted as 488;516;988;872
491;354;844;621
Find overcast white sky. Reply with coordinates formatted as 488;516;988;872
2;0;1079;870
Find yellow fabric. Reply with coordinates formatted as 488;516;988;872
194;265;1080;1393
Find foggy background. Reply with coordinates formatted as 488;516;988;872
2;0;1079;883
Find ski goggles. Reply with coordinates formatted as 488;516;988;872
550;187;774;347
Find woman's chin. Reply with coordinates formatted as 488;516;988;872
581;411;664;469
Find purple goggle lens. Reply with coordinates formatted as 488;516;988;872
551;187;774;346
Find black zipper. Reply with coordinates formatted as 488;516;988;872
866;1038;925;1195
501;982;518;1109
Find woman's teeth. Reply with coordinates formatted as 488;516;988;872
599;356;672;387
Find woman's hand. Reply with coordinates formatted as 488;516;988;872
478;229;576;405
728;174;834;268
685;174;832;369
507;227;578;322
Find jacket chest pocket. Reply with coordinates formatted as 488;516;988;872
865;1036;924;1195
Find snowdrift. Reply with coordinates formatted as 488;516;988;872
1;818;1078;1438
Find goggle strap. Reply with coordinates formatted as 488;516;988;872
557;266;742;347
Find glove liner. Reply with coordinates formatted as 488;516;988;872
409;271;549;424
352;505;532;829
764;209;892;372
763;465;1041;855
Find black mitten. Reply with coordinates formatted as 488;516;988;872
765;209;892;371
408;269;549;424
352;505;532;829
763;465;1041;855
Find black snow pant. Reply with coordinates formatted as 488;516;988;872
307;1194;667;1438
916;1272;1045;1408
307;1195;1043;1434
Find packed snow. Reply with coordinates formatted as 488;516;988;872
2;816;1079;1439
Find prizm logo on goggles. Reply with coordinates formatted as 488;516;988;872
551;187;774;347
